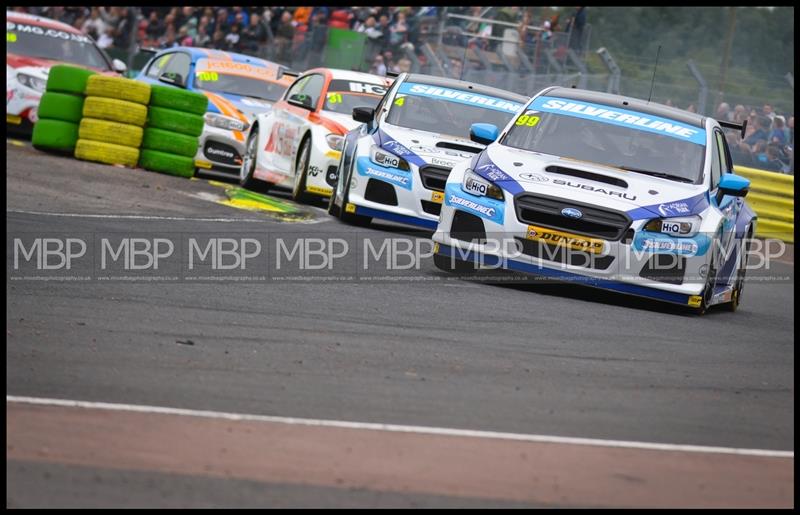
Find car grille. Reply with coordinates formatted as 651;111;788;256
638;254;686;285
420;200;442;216
514;193;631;241
418;165;451;191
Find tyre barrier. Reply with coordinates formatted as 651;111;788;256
74;76;151;167
139;86;208;177
734;166;794;244
32;64;96;152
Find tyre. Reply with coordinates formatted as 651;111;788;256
148;84;208;115
74;139;139;167
332;143;371;226
83;96;148;126
31;119;79;151
79;118;143;147
45;64;97;95
239;126;267;190
37;92;84;123
139;149;196;178
725;229;753;312
85;74;151;105
147;106;204;137
141;127;198;157
291;136;312;203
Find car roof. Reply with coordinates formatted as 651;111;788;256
7;11;83;34
402;73;529;104
167;46;283;70
540;86;706;128
302;68;392;84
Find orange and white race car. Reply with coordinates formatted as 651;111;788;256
239;68;392;201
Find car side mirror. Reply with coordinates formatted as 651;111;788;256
158;72;184;88
288;94;314;110
112;58;127;74
470;123;499;145
352;107;375;123
717;173;750;203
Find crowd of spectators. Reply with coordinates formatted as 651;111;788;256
716;102;794;174
11;6;793;173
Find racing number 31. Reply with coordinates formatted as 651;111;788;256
515;114;541;127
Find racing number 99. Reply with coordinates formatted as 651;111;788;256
515;115;540;127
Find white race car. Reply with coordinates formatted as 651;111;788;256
7;11;125;135
328;73;527;229
239;68;392;201
432;87;757;314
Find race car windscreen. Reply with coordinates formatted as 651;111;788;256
323;80;387;114
501;97;707;184
385;82;523;140
7;22;110;70
194;61;287;102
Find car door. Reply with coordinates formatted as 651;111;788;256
710;129;741;268
284;73;326;177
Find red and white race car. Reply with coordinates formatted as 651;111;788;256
239;68;392;202
6;11;125;134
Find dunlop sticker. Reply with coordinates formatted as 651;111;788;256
526;225;604;254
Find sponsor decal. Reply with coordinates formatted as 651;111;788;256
518;173;549;183
464;175;489;196
345;203;356;213
308;165;323;177
197;59;277;80
431;157;457;168
398;82;523;114
561;207;583;219
328;80;387;96
444;183;504;224
306;185;333;196
206;146;235;158
476;163;513;183
7;22;93;44
530;96;706;145
356;157;412;190
383;139;413;158
430;191;444;204
657;201;691;217
525;225;604;254
632;232;710;256
552;179;637;201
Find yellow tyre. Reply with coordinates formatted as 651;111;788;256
83;96;147;126
79;118;143;148
85;74;151;105
74;139;140;167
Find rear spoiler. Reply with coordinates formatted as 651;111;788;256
386;71;400;78
718;119;748;139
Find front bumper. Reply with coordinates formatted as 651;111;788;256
7;82;42;134
432;185;716;307
193;126;246;178
345;156;447;230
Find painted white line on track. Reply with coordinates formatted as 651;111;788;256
7;395;793;459
7;209;273;223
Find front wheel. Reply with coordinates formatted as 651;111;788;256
292;136;312;203
725;229;752;312
240;126;269;192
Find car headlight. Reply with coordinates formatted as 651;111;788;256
326;134;344;151
203;112;249;132
17;73;47;92
370;144;410;171
461;169;504;201
644;215;701;237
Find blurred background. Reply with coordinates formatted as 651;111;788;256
9;6;794;174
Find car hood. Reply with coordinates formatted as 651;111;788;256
476;145;709;220
374;124;485;169
7;52;112;74
202;91;278;122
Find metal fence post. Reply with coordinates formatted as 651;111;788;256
687;59;708;116
595;47;620;94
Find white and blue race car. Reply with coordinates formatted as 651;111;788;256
432;87;757;314
328;73;527;229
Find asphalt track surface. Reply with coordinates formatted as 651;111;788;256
6;139;794;507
